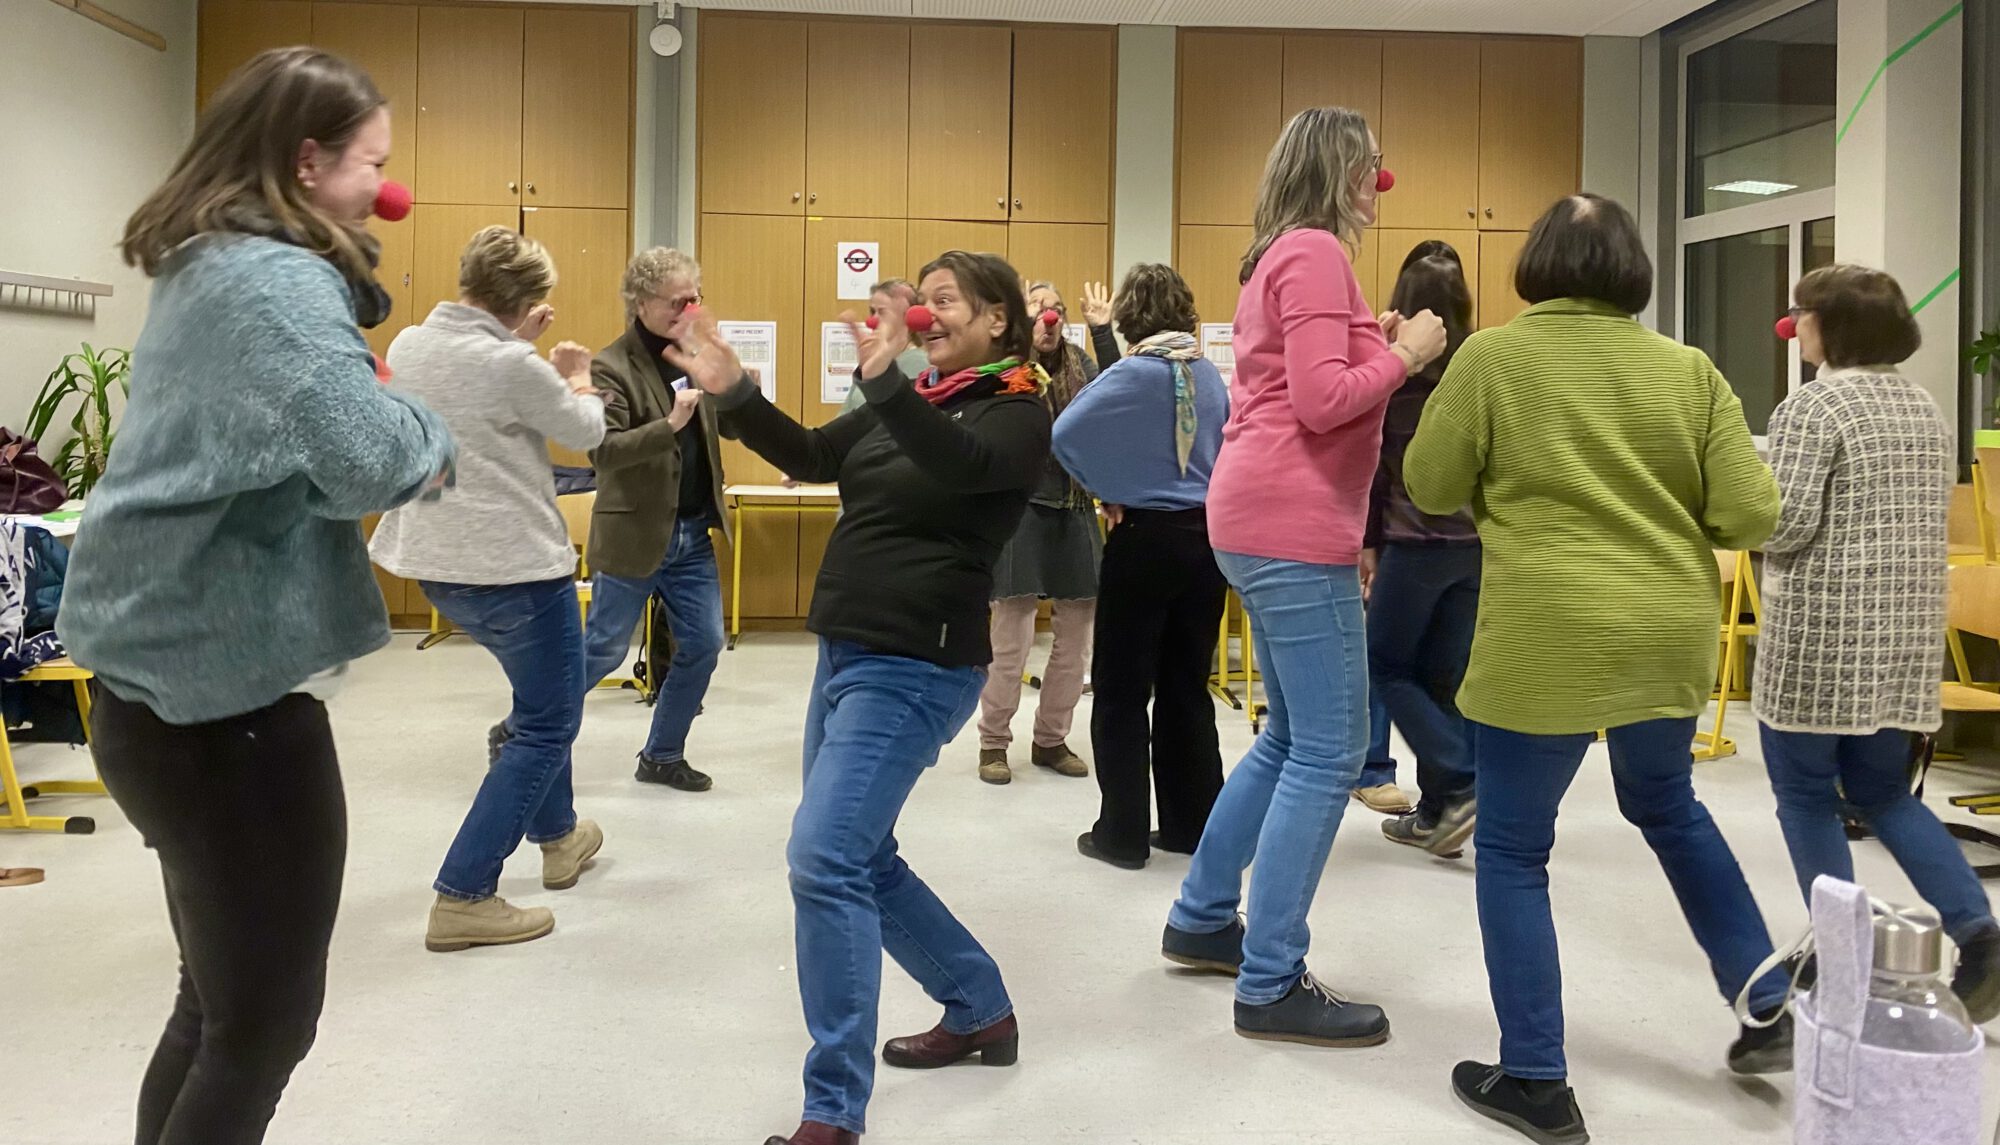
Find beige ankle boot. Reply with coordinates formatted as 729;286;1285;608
425;894;554;953
541;819;603;890
978;748;1012;785
1031;742;1089;778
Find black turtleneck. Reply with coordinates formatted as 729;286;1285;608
633;321;713;521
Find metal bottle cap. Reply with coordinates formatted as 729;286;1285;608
1874;904;1945;976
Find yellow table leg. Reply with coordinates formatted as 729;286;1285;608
729;500;745;651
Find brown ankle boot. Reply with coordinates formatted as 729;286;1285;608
762;1122;857;1145
881;1013;1019;1069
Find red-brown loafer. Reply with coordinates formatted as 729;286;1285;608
881;1013;1018;1069
762;1121;857;1145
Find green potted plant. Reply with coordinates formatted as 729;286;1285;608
25;343;130;500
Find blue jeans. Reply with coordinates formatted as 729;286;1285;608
1473;717;1788;1078
423;578;585;900
1170;552;1368;1004
1360;693;1396;788
790;639;1006;1135
582;516;725;763
1761;725;1996;942
1368;543;1480;821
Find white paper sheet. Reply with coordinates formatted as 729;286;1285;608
718;320;778;402
1199;322;1235;385
821;321;859;405
835;241;880;301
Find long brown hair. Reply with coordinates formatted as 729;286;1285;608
1387;255;1473;376
122;47;384;284
1240;106;1375;284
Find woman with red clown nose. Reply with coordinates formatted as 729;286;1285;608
1162;105;1447;1049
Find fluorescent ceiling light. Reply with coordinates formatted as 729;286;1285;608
1708;179;1799;196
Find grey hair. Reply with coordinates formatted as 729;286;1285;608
621;247;701;315
870;277;916;304
1025;281;1062;301
1240;106;1374;284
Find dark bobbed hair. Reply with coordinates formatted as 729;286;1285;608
1112;263;1200;344
1794;264;1922;368
917;250;1032;363
1388;255;1474;374
1513;193;1653;315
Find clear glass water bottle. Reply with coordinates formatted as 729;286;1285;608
1862;905;1978;1054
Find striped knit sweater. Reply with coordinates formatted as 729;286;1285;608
1404;299;1778;735
1754;367;1951;734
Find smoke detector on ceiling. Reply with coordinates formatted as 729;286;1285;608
650;2;682;57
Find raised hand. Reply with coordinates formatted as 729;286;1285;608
515;303;556;342
549;340;592;383
660;306;748;396
665;387;702;430
1082;282;1114;327
839;307;909;383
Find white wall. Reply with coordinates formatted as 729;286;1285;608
0;0;195;426
1112;24;1175;277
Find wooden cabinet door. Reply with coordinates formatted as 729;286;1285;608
807;22;908;219
521;207;630;357
1176;224;1252;329
908;25;1012;222
907;220;1010;266
698;213;805;617
362;215;415;358
1478;230;1531;329
804;218;907;427
1281;35;1383;127
1479;39;1582;231
523;9;633;211
1007;224;1109;309
198;0;310;110
1010;26;1114;224
1368;228;1481;328
410;205;520;330
1177;32;1282;226
416;7;524;207
360;514;407;618
700;15;806;215
1377;38;1481;232
312;4;418;192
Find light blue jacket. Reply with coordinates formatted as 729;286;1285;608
58;235;455;724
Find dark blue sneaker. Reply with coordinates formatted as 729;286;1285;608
1161;916;1244;976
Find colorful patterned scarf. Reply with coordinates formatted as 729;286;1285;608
914;358;1045;407
1129;331;1204;476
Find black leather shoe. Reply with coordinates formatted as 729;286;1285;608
1953;921;2000;1023
1728;1008;1794;1075
636;756;713;792
1077;831;1146;870
1234;973;1389;1047
1162;916;1244;976
1452;1061;1588;1144
1149;830;1197;855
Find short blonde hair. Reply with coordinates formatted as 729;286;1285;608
459;226;556;320
622;247;701;315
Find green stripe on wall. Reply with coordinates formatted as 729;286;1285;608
1836;1;1963;146
1909;267;1961;315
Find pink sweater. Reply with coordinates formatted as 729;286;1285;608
1207;229;1409;566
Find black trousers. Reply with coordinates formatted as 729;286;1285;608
93;690;347;1145
1087;507;1228;860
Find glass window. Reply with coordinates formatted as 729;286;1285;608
1685;227;1790;433
1685;0;1838;218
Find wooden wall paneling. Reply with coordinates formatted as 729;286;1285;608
804;218;908;427
1174;224;1251;331
1348;236;1381;319
798;512;835;616
1176;32;1282;227
521;207;630;358
807;21;909;219
908;24;1013;222
523;9;634;211
1368;228;1481;325
360;514;406;618
1479;39;1582;231
197;0;311;110
1007;224;1109;309
907;220;1010;266
1376;38;1481;231
363;215;415;358
1010;26;1115;224
1478;230;1531;329
415;6;524;207
411;204;521;328
1280;34;1383;127
699;14;807;217
311;4;419;192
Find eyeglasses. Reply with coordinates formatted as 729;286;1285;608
651;291;701;312
1787;306;1809;322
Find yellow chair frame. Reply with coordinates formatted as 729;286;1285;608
1695;550;1760;761
0;658;103;834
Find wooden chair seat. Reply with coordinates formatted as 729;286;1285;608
1943;682;2000;712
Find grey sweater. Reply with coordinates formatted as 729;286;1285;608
58;235;455;725
1754;366;1952;734
370;303;606;585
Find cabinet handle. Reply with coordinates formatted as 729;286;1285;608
1467;208;1476;219
996;197;1004;208
1484;207;1494;219
508;181;518;194
1013;198;1022;210
792;192;802;202
809;192;817;203
526;182;536;195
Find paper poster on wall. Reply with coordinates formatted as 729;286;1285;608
835;241;880;301
821;321;859;405
1063;323;1088;352
1199;323;1236;385
718;320;778;403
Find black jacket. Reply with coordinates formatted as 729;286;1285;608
717;361;1052;666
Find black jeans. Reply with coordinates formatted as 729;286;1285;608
93;690;347;1145
1087;507;1228;859
1367;543;1481;823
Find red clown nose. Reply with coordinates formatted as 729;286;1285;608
1775;315;1798;341
1376;168;1396;194
1039;310;1062;327
866;315;880;330
903;305;935;333
373;180;413;222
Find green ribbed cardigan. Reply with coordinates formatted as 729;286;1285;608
1404;299;1778;735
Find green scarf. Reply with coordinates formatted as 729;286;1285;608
1129;331;1204;476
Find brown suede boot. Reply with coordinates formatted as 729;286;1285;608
882;1013;1019;1069
1031;742;1088;778
978;748;1011;785
762;1122;858;1145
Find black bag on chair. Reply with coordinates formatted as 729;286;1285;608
629;593;677;706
